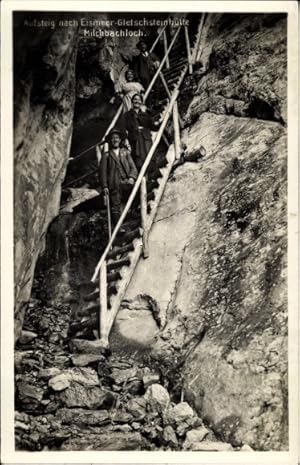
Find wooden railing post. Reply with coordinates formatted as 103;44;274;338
140;176;149;258
184;25;193;74
143;26;181;102
163;30;170;69
91;87;181;283
192;13;206;64
172;101;181;159
99;260;108;343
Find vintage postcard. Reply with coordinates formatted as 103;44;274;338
1;0;298;464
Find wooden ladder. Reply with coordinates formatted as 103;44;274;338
68;14;206;347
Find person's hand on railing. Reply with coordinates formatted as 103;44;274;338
103;187;109;195
128;177;135;185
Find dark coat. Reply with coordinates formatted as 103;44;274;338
123;109;158;169
132;51;159;89
99;147;138;192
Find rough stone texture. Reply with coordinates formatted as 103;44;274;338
56;408;133;426
165;402;195;426
144;384;170;414
70;353;105;366
58;382;115;409
69;338;109;354
127;110;287;450
191;440;233;451
111;296;160;350
48;367;99;391
186;14;287;125
60;431;147;451
14;20;79;341
163;425;178;448
183;427;209;450
18;330;38;344
143;373;160;389
16;382;45;412
126;397;147;419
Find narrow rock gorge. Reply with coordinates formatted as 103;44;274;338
14;12;287;452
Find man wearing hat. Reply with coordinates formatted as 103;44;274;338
133;39;160;90
121;39;160;91
99;128;138;225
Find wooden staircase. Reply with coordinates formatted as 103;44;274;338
68;14;205;347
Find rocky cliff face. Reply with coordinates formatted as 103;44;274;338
14;18;79;341
13;13;146;339
122;13;287;450
14;11;287;451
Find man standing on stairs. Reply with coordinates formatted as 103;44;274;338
99;128;138;226
121;38;160;91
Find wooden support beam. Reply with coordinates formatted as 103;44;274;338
192;13;206;64
159;72;171;98
99;260;108;343
184;25;193;74
143;26;181;102
172;101;181;159
140;176;149;258
163;30;170;69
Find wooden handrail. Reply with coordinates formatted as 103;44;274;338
143;25;181;102
184;25;192;74
68;26;167;165
150;24;167;53
66;25;181;188
91;87;180;282
192;13;206;64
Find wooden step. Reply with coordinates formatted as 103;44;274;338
83;283;117;301
107;270;122;283
77;301;99;317
69;316;98;336
107;257;130;271
107;242;134;259
114;227;141;246
168;56;187;66
122;218;141;230
163;64;186;79
165;76;180;86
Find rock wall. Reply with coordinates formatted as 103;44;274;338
187;13;286;124
14;17;79;340
122;13;287;450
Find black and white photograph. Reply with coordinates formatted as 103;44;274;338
1;0;298;462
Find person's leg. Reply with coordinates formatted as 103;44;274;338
110;190;122;226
